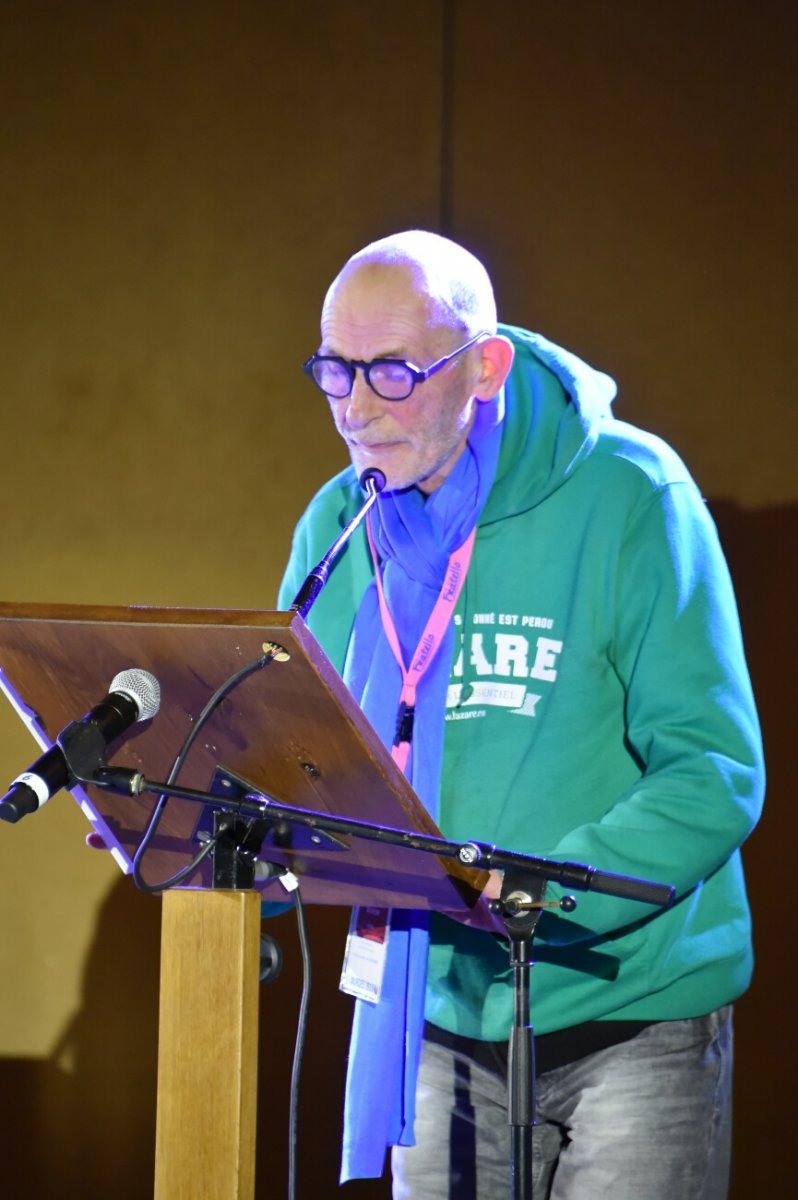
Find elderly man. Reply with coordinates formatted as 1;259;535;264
278;231;764;1199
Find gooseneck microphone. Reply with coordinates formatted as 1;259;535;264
290;468;386;619
0;668;161;824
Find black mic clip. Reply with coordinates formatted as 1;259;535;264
56;719;112;788
58;722;145;795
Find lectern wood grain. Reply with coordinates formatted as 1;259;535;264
0;601;489;921
154;889;261;1200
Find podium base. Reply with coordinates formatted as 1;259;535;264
154;888;261;1200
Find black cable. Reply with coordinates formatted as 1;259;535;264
132;646;279;893
125;641;313;1195
287;885;311;1200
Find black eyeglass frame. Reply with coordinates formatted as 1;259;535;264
301;330;490;402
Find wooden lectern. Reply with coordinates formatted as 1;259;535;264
0;601;489;1199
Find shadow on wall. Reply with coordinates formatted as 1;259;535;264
0;878;389;1199
0;501;790;1199
710;501;795;1199
0;880;162;1198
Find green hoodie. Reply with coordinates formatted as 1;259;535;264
279;325;764;1040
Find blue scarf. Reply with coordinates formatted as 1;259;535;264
340;396;504;1180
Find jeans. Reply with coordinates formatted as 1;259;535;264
392;1007;733;1200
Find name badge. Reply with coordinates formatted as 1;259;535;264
339;906;390;1003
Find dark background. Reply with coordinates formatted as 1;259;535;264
0;3;793;1196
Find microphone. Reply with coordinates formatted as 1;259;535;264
0;668;161;825
290;468;386;619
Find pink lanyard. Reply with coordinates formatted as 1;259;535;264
367;516;476;773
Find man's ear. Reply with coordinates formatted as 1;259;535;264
474;335;515;400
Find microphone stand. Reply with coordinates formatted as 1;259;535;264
488;868;576;1199
91;770;674;1200
90;770;675;908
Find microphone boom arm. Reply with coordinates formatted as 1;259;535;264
290;469;386;619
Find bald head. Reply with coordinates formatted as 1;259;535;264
322;230;498;338
314;230;513;493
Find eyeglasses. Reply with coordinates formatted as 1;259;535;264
301;330;489;402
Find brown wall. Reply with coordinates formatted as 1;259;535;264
0;2;794;1196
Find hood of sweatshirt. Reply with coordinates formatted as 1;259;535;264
482;324;617;524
